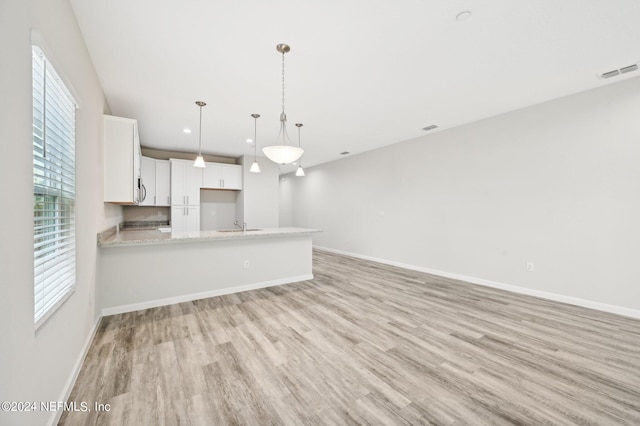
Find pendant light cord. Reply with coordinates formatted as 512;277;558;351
198;104;203;155
281;51;286;115
281;50;287;146
254;116;258;160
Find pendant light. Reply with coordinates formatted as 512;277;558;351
295;123;305;177
262;43;304;165
249;113;261;173
193;101;206;168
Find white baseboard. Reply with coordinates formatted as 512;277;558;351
48;315;102;426
101;274;314;316
314;246;640;320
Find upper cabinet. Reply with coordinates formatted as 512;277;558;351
170;159;202;206
104;115;142;204
155;160;171;206
140;156;171;206
139;156;156;206
202;163;242;190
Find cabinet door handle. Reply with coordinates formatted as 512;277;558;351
167;196;170;205
140;183;147;202
187;195;189;204
183;195;186;204
154;195;156;205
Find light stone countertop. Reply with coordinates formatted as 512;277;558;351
97;226;322;248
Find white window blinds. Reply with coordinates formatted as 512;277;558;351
32;45;77;327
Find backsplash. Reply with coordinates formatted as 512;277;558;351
201;190;238;230
123;206;170;223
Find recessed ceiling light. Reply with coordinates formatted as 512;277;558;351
183;128;192;134
340;151;350;155
456;10;472;21
246;138;253;144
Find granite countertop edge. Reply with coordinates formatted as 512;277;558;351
98;227;322;248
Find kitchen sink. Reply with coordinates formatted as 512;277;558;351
217;228;262;232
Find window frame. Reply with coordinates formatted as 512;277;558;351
32;42;78;330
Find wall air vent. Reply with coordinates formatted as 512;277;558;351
422;125;438;131
600;63;638;79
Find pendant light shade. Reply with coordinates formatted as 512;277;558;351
263;145;304;165
193;101;206;168
194;155;205;168
295;165;305;176
249;113;261;173
262;43;305;165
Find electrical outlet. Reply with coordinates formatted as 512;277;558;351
243;260;250;269
526;262;534;272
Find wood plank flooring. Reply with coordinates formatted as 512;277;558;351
60;249;640;425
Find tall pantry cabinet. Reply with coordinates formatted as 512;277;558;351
170;159;202;232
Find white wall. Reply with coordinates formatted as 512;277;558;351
0;0;120;424
238;155;280;228
279;176;294;226
99;236;314;314
282;76;640;315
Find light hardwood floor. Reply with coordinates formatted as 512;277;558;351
60;249;640;425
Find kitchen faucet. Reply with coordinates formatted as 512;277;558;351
234;220;247;231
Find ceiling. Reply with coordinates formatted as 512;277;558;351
70;0;640;173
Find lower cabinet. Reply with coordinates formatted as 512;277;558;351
171;206;200;233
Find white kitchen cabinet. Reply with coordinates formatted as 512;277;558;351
155;160;171;206
171;159;202;232
170;159;202;206
202;163;242;190
171;206;200;233
139;156;156;206
104;115;142;204
222;164;242;190
202;164;222;189
140;157;172;206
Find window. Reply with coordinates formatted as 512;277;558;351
32;45;77;327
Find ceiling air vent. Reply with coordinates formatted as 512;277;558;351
422;125;438;131
601;70;620;79
600;63;638;79
620;64;638;74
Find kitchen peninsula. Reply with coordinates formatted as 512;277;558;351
98;227;321;315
